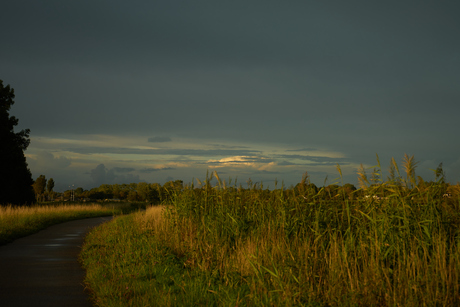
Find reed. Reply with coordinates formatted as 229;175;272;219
80;155;460;306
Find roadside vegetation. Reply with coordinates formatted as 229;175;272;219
34;179;183;203
80;155;460;306
0;202;142;245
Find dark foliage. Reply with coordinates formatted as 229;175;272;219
0;80;35;205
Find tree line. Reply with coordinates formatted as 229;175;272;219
54;170;458;204
56;180;184;203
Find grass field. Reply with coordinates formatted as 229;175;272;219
0;202;140;245
80;158;460;306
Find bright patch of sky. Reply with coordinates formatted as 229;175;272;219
25;134;357;191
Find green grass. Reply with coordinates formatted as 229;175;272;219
80;210;249;306
0;202;141;245
80;158;460;306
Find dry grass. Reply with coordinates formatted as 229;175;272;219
0;203;118;245
143;208;460;305
0;203;109;218
134;205;167;234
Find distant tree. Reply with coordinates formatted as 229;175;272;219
46;178;55;200
74;188;87;200
150;183;163;201
75;187;82;194
87;189;106;200
117;184;130;199
150;183;162;191
342;183;356;191
74;187;84;196
127;190;139;201
47;178;55;193
99;184;113;196
163;180;183;191
137;182;150;201
0;80;35;205
342;183;356;194
111;184;122;199
33;175;47;202
63;189;72;200
338;183;357;200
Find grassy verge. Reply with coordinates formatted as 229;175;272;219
0;202;142;245
80;206;248;306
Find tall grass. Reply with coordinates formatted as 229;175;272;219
81;157;460;306
0;203;129;245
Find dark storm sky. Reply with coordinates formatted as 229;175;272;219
2;0;459;190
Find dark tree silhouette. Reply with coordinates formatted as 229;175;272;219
0;80;35;205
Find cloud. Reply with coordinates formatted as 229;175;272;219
277;160;299;166
148;136;172;143
90;164;140;186
208;144;250;149
112;167;135;173
207;156;273;166
27;151;71;170
65;146;261;157
90;164;108;185
251;170;281;175
26;151;75;189
139;167;175;173
275;154;350;165
286;148;319;152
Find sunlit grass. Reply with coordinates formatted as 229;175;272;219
0;203;130;245
81;206;229;306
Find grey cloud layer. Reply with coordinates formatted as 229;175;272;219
275;155;350;165
28;151;72;170
64;146;349;167
286;148;319;152
4;0;459;158
112;167;136;173
2;0;460;188
206;156;275;164
4;1;457;71
65;147;261;156
90;164;140;186
148;137;172;143
139;167;176;173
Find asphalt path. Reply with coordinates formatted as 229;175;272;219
0;216;113;307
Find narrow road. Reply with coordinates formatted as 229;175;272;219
0;216;112;307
